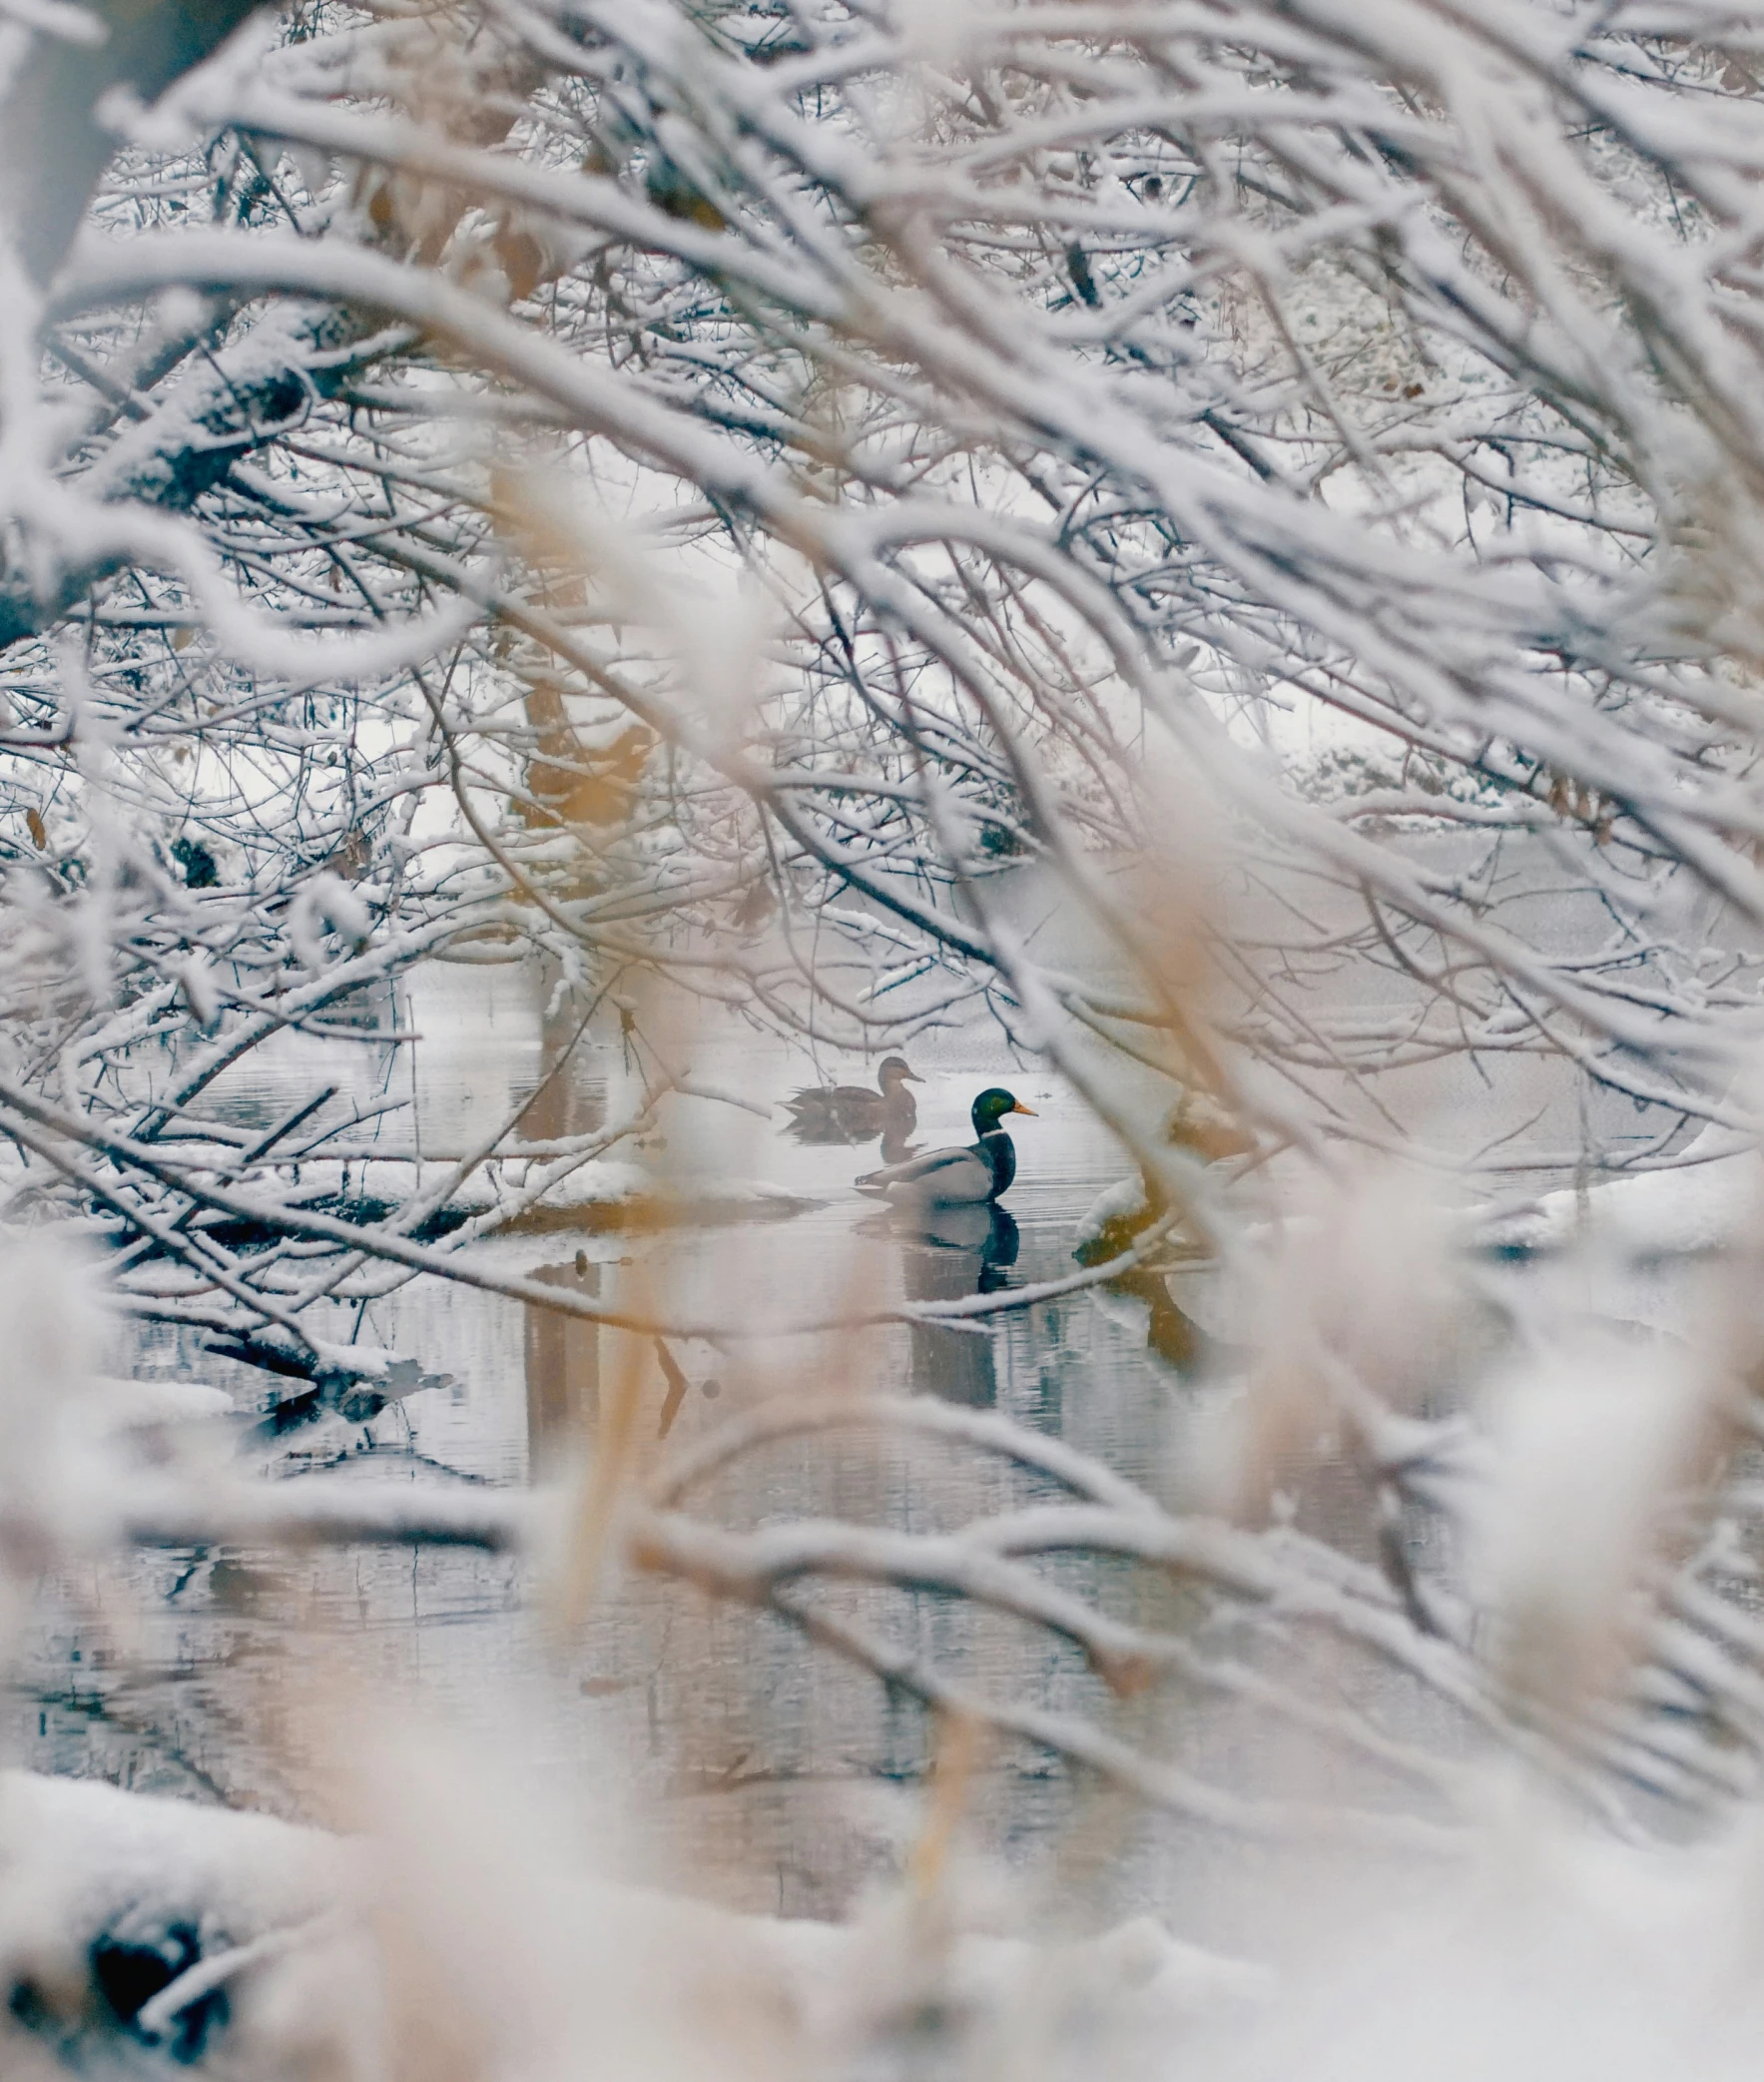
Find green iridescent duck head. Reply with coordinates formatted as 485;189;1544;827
970;1088;1035;1136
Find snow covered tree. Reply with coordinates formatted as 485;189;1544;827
6;0;1764;1908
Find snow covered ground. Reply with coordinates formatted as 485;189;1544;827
0;1769;1267;2079
14;1758;1764;2082
1479;1127;1764;1261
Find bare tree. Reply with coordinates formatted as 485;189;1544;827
4;0;1764;1896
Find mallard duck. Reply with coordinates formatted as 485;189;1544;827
784;1055;920;1141
856;1088;1034;1205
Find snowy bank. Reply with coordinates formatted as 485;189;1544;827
0;1770;1266;2078
1480;1135;1764;1259
0;1146;823;1239
190;1155;819;1236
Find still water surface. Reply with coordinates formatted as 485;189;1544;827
3;951;1683;1935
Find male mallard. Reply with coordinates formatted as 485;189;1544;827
856;1088;1034;1205
784;1055;920;1141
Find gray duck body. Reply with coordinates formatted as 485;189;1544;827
855;1088;1033;1205
785;1055;919;1139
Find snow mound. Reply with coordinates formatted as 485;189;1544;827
82;1379;235;1434
0;1771;1268;2078
226;1157;819;1232
1074;1175;1150;1252
0;1772;352;2073
1481;1150;1764;1258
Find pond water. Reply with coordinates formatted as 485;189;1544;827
1;923;1711;1945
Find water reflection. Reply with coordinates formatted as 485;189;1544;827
780;1116;919;1165
8;917;1717;1933
519;977;612;1478
879;1124;918;1166
515;962;609;1144
1113;1267;1210;1373
1070;1180;1210;1375
881;1202;1020;1407
524;1254;600;1476
15;967;1207;1911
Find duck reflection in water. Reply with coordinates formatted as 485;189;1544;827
880;1201;1019;1407
784;1110;919;1165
